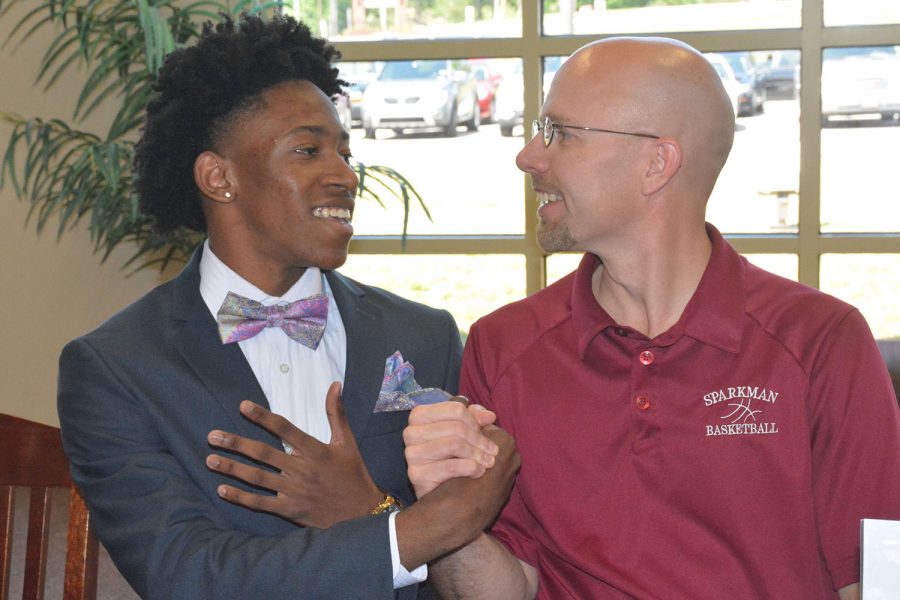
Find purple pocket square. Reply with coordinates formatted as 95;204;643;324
373;351;453;413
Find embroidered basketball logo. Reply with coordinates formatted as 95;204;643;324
702;386;779;437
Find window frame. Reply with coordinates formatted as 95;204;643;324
324;0;900;296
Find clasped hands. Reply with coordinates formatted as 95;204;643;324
403;399;504;498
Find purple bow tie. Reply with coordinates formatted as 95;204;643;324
216;291;328;349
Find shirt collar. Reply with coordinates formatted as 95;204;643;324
571;252;615;359
673;223;744;354
199;240;326;319
571;223;745;359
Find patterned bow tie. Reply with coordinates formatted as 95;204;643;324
216;291;328;349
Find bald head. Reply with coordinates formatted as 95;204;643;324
547;37;735;202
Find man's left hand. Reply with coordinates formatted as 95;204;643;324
205;381;382;528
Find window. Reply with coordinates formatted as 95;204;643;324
337;58;525;236
824;0;900;27
542;0;800;35
705;49;801;234
283;1;900;339
820;45;900;233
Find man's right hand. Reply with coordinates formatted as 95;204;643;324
403;400;500;497
205;382;382;528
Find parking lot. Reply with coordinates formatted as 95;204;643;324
341;97;900;337
349;98;899;236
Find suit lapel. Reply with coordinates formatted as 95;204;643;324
327;271;386;439
169;250;279;445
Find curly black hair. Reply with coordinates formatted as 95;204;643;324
133;13;343;234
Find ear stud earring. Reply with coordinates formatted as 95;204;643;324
224;192;232;199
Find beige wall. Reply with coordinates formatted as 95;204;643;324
0;6;177;426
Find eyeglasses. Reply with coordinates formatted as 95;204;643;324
532;116;660;148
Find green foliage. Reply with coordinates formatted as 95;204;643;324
420;0;474;22
603;0;650;8
0;0;426;272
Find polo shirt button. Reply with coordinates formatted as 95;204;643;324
280;363;290;373
614;327;628;336
639;350;654;365
636;396;651;410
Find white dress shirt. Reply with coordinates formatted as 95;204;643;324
199;242;425;588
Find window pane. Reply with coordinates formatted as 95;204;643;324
546;253;582;285
496;60;526;138
820;254;900;340
339;254;526;333
707;50;801;234
286;0;521;40
493;56;566;139
820;46;900;233
338;61;382;126
342;59;525;235
824;0;900;26
542;0;799;36
742;254;798;281
533;50;803;235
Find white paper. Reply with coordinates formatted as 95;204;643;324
861;518;900;599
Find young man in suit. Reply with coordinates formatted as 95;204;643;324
57;15;517;599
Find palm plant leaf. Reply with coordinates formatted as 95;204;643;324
1;0;427;271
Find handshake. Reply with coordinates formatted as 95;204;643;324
376;349;517;501
403;395;506;498
204;353;519;574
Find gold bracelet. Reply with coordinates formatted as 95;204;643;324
370;491;403;515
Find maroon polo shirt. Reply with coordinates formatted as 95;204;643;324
460;224;900;599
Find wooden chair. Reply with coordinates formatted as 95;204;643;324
0;414;97;600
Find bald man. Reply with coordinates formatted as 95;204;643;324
402;37;900;599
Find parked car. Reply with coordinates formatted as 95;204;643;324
821;45;900;126
338;62;381;125
361;59;480;138
333;92;352;131
496;56;563;137
706;53;746;118
469;59;504;123
721;51;766;116
759;50;800;100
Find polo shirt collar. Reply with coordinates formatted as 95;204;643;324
571;252;614;359
675;223;744;354
571;223;745;359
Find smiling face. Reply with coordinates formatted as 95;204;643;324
516;38;735;257
517;55;655;255
204;80;358;295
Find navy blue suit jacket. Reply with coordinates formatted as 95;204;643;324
57;251;462;599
